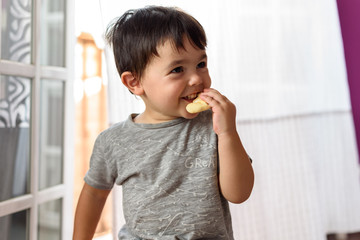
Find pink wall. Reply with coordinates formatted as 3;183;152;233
337;0;360;162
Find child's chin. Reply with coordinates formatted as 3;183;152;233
183;111;199;119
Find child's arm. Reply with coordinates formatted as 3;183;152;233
73;183;111;240
200;89;254;204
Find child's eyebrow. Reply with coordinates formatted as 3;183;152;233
199;53;208;61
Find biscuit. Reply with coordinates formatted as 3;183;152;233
186;96;210;113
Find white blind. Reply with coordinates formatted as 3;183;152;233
82;0;360;239
98;0;351;122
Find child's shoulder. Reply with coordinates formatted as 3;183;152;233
96;115;132;141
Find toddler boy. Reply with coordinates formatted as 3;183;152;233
73;6;254;240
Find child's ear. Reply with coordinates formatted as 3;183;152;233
121;71;144;95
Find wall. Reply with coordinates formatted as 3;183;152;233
337;0;360;161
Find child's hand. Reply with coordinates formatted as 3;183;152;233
199;88;237;136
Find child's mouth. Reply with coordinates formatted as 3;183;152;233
183;93;198;102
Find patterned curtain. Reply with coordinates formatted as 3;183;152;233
0;0;32;237
0;0;31;201
0;0;31;127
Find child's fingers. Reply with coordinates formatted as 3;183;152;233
200;89;229;107
200;89;237;135
199;94;217;107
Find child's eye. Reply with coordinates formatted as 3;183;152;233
171;66;184;73
197;61;206;69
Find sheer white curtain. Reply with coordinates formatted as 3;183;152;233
97;0;360;239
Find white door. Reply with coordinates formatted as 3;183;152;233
0;0;74;239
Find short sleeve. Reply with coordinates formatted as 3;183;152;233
84;132;115;190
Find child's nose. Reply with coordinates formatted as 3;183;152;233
188;73;202;86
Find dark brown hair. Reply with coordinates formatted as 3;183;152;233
105;6;207;79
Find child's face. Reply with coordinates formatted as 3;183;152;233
138;37;211;123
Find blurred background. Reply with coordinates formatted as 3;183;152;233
0;0;359;239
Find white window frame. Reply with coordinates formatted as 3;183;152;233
0;0;74;239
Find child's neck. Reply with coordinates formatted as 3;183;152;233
133;112;179;124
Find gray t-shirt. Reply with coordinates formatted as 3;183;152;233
85;110;234;239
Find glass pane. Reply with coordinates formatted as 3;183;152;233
1;0;32;63
0;210;28;240
40;0;66;66
39;80;64;190
0;75;31;201
38;199;62;240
